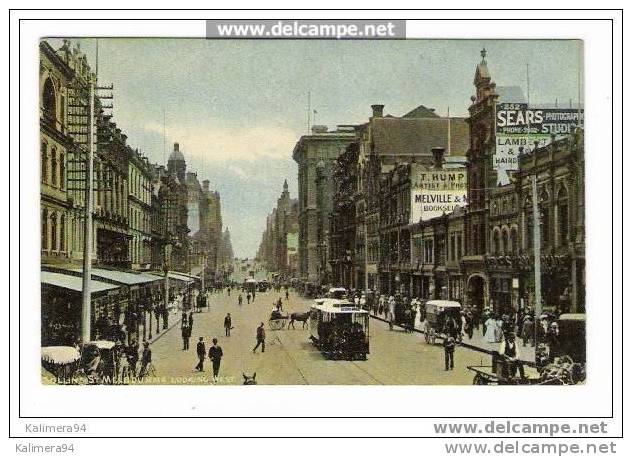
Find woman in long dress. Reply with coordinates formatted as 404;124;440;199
484;315;498;343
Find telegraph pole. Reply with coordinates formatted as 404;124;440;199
532;176;542;357
81;78;95;344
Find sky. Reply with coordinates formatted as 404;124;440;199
47;38;582;258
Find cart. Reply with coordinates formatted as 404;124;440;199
268;310;288;330
424;300;461;344
41;346;81;384
468;351;584;385
468;352;541;385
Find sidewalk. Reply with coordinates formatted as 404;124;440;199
369;312;536;365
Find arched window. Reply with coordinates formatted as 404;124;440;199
59;152;65;190
41;142;48;183
42;77;57;121
557;185;569;246
502;229;509;255
50;212;58;251
41;209;48;250
493;229;500;255
50;147;57;187
59;214;66;252
511;227;519;254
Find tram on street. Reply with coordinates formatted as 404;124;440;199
309;299;369;360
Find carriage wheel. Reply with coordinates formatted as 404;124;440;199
473;373;489;385
269;320;281;330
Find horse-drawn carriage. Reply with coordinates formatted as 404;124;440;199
309;299;369;360
468;314;586;386
268;308;311;330
424;300;462;344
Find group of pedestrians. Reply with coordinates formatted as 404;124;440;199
194;336;224;383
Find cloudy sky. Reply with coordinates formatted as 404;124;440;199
48;38;582;257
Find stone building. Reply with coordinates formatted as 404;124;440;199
156;142;190;272
463;49;585;314
128;149;154;270
329;143;359;289
40;41;75;265
340;103;469;294
257;181;299;279
293;125;356;284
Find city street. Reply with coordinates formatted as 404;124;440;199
147;283;495;385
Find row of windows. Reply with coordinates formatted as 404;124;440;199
41;141;65;189
41;209;67;252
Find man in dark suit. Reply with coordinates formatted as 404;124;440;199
208;338;223;383
253;322;266;353
195;337;206;371
224;313;232;337
181;323;190;350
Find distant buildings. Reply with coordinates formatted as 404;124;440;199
256;180;299;279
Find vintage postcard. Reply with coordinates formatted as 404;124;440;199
39;36;585;386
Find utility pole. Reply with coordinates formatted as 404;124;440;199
532;176;542;357
364;215;369;293
81;78;95;344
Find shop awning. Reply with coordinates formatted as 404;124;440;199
167;272;195;283
41;271;120;294
85;268;162;285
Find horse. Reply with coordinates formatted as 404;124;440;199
288;312;310;329
242;372;257;385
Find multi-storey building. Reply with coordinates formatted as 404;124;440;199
293;125;356;284
329;143;359;289
128;149;154;269
257;181;299;279
461;49;585;314
40;41;75;265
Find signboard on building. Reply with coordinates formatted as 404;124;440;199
494;103;584;185
410;165;468;223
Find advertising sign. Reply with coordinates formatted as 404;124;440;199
410;165;468;223
496;103;584;135
494;103;583;184
495;134;550;184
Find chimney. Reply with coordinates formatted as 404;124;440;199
371;104;385;118
174;142;179;151
431;147;445;169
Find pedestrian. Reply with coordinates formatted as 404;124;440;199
195;337;206;371
252;289;256;302
139;341;152;379
224;313;232;337
247;292;251;304
208;338;223;383
285;289;289;301
521;315;534;347
127;341;139;377
443;334;456;370
500;332;526;379
238;294;243;306
180;311;188;328
253;322;266;353
188;311;194;330
387;296;396;331
181;323;191;350
277;297;283;313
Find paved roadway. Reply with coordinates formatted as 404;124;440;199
147;286;494;385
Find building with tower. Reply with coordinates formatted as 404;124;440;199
257;180;299;279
